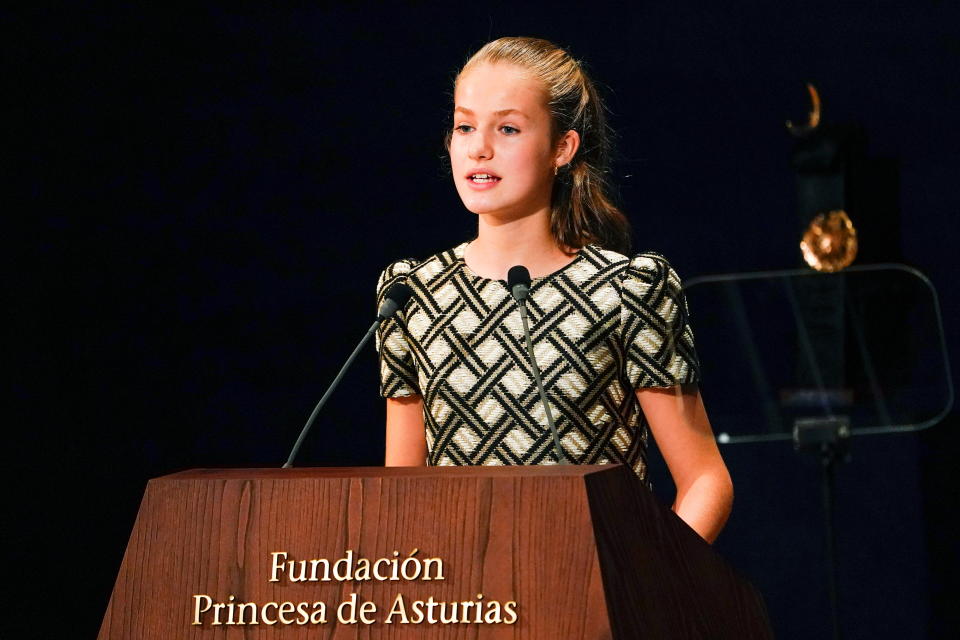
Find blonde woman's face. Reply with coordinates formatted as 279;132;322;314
449;62;557;220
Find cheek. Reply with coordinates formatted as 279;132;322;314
511;144;552;183
448;140;466;171
513;136;552;166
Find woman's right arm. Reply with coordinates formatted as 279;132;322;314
385;395;427;466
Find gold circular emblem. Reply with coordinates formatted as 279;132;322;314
800;210;858;272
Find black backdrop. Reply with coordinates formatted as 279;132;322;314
16;3;959;638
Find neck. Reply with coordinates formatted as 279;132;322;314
465;207;577;279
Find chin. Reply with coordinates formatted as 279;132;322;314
464;203;510;217
458;193;500;215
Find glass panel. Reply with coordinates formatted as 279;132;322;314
685;265;953;443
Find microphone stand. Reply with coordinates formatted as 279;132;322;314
508;265;567;465
283;283;412;468
516;299;568;464
282;318;382;468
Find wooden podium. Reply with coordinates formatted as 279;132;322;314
99;465;771;639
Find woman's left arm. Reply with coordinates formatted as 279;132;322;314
636;384;733;543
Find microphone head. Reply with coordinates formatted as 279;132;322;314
378;282;413;319
507;265;531;302
385;282;413;308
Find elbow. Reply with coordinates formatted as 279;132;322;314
675;464;733;544
720;468;734;521
708;466;734;542
708;458;734;515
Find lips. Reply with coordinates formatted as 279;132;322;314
466;169;501;184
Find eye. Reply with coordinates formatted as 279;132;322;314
454;124;474;134
500;125;520;135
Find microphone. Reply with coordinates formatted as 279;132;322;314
377;283;412;320
282;282;413;468
507;266;568;464
507;265;530;302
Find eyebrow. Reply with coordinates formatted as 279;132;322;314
454;107;529;118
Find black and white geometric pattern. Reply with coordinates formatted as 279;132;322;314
375;242;699;481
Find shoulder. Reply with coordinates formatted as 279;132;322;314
581;246;683;287
628;251;684;287
379;257;420;279
574;245;630;283
594;249;689;312
376;257;420;296
615;250;694;339
376;244;465;292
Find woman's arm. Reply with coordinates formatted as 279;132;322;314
636;384;733;543
385;395;427;466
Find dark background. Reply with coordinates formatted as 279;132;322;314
15;3;958;638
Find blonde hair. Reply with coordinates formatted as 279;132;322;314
450;37;631;255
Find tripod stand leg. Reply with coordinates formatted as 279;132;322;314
821;449;842;640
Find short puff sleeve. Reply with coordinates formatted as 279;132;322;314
375;259;421;398
620;253;700;389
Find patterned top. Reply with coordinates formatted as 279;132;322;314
375;242;700;481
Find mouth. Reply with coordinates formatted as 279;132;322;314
467;172;501;184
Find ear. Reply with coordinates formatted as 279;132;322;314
554;129;581;168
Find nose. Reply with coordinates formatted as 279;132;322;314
468;129;493;161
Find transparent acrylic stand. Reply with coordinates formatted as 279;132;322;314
684;264;953;640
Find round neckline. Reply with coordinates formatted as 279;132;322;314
454;242;591;284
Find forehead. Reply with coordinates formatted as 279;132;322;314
454;62;548;113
